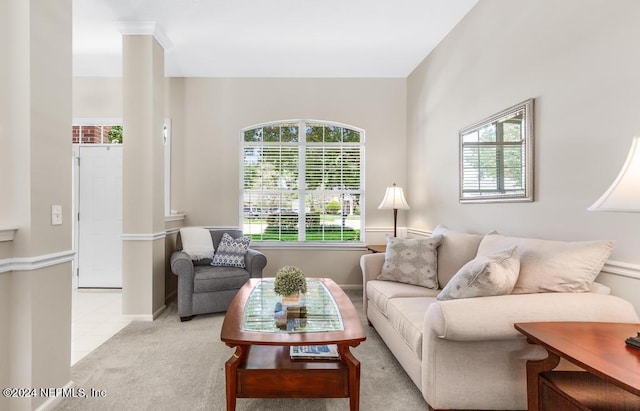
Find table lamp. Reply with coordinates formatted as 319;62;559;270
378;183;410;237
588;137;640;349
588;137;640;212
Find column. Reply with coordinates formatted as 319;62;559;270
120;25;166;319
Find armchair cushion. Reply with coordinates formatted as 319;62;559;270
378;235;443;288
193;265;250;293
477;233;615;294
437;246;520;301
211;233;251;268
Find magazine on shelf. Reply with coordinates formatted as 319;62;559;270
290;344;340;360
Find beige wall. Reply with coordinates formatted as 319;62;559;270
0;275;8;403
407;0;640;311
73;77;407;286
1;0;73;409
178;77;406;285
73;77;123;119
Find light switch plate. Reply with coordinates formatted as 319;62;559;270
51;205;62;225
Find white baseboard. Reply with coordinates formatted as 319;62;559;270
35;380;75;411
122;304;166;322
339;284;363;291
165;289;177;302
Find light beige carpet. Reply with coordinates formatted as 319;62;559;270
54;290;425;411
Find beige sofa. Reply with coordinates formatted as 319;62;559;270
361;226;639;410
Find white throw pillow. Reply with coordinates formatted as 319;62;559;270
476;233;614;294
378;235;443;289
437;246;520;301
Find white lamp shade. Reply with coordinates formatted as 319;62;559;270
589;137;640;213
378;184;410;210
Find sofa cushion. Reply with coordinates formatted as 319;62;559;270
386;297;436;360
367;280;439;316
437;246;520;301
378;235;443;288
212;233;251;268
432;225;484;288
476;233;614;294
193;266;250;293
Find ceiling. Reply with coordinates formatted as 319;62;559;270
72;0;478;78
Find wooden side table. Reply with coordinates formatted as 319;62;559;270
515;322;640;411
365;244;386;253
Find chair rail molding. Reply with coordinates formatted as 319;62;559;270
602;260;640;281
121;232;167;241
0;250;75;274
0;227;18;242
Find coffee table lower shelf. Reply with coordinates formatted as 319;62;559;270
238;345;348;397
226;344;359;410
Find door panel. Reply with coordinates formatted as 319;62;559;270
78;145;123;288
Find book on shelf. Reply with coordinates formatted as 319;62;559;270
290;344;340;360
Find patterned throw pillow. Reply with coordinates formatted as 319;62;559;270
378;235;443;289
436;246;520;301
211;233;251;268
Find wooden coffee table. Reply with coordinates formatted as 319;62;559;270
220;278;366;411
515;322;640;411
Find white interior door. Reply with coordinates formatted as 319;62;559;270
78;145;123;288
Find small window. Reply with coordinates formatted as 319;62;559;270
459;99;534;203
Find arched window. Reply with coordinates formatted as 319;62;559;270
241;120;364;243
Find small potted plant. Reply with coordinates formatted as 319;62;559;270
274;265;307;305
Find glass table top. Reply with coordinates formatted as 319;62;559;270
241;279;344;333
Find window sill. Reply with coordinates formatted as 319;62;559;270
251;242;366;251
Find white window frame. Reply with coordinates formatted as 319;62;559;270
240;119;365;246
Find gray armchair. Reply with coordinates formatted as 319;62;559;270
170;229;266;321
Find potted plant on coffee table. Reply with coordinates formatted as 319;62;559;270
274;265;307;306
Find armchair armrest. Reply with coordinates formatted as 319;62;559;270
244;248;267;278
170;251;194;279
425;292;639;342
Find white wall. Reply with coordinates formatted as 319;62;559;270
407;0;640;312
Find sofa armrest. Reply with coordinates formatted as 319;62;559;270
245;248;267;278
361;253;385;314
425;292;639;342
170;251;194;279
361;253;384;282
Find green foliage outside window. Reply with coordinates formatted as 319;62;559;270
108;125;123;144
